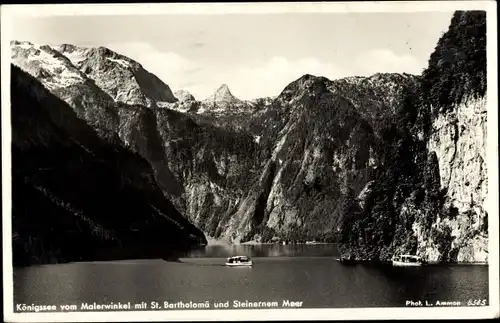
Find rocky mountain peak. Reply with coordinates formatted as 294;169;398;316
57;43;79;53
82;46;137;70
216;83;232;95
11;40;33;47
174;90;196;102
204;84;240;105
12;40;177;107
278;74;331;103
96;46;116;57
54;44;91;68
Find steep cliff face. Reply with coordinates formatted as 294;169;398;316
10;64;206;266
425;97;487;262
153;109;265;240
415;10;488;263
339;10;488;263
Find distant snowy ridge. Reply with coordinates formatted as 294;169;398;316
11;40;177;107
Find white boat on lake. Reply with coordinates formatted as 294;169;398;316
392;254;424;267
225;256;253;267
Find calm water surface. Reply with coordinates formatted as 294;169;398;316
13;244;489;310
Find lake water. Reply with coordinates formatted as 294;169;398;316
12;244;489;311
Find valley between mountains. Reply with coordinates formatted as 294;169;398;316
10;10;488;265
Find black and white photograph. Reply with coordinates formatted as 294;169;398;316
2;2;498;321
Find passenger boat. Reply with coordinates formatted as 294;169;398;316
392;254;424;267
225;256;253;267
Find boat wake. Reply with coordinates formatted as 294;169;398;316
182;263;227;267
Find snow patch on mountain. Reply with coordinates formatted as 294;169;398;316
11;41;86;90
106;57;131;68
11;40;33;49
55;44;90;68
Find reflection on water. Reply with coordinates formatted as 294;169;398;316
184;243;341;258
13;244;489;310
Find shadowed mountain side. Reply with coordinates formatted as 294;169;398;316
11;41;185;199
152;107;267;237
10;64;207;266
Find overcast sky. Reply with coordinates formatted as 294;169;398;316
10;12;454;100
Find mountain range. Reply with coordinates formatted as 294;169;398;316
9;10;488;265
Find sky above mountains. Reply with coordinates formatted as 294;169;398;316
10;10;454;100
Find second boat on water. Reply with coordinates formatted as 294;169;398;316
392;254;424;267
